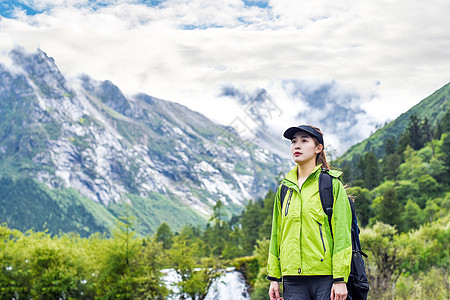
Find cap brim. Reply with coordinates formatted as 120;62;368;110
283;127;303;140
283;125;324;145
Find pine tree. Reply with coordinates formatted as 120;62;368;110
210;200;225;227
435;110;450;139
441;134;450;184
341;163;353;184
383;136;401;180
422;117;435;156
383;153;401;181
156;222;173;250
363;152;381;189
385;137;397;155
241;200;263;255
406;114;425;150
378;187;402;227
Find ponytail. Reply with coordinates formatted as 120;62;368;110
306;125;330;170
316;150;330;169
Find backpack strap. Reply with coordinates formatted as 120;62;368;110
279;184;289;210
319;170;334;239
348;195;368;258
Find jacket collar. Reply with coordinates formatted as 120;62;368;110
285;164;323;187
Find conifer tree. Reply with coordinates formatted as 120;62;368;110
363;152;381;189
441;134;450;184
241;200;263;255
406;114;425;150
378;187;402;227
383;153;401;181
258;189;275;240
156;222;173;250
382;137;401;180
422;117;435;156
385;137;397;155
435;110;450;139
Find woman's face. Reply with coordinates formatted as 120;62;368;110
290;131;323;165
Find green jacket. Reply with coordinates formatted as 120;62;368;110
267;164;352;282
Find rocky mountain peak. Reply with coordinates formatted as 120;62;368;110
0;47;290;232
10;47;72;99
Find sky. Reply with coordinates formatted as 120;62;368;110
0;0;449;155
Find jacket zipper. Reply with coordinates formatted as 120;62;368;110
299;187;302;273
317;221;326;261
284;189;293;216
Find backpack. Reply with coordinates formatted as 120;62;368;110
279;169;369;300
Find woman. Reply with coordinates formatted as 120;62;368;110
267;125;352;300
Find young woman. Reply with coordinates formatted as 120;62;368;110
267;125;352;300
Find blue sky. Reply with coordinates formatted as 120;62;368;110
0;1;39;17
0;0;270;23
0;0;449;153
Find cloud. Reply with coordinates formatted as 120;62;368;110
216;79;377;156
278;79;374;151
0;0;449;154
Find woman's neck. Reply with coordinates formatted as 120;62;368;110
297;161;317;186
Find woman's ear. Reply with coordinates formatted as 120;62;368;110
315;144;323;154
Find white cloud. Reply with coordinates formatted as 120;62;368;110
0;0;449;154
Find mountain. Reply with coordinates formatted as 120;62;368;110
337;82;450;167
0;47;290;236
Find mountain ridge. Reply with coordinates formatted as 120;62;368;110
338;82;450;166
0;47;290;236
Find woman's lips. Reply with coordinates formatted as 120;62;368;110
294;152;301;156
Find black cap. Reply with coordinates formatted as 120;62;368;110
283;125;324;145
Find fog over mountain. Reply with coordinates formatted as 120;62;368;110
219;80;377;159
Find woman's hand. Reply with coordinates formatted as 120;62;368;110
269;281;283;300
330;282;348;300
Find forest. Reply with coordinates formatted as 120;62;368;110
1;112;449;299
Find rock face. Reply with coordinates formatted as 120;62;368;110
0;47;290;229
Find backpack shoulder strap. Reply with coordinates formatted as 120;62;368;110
279;184;289;210
319;169;334;239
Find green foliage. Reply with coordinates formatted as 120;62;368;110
360;222;402;299
377;187;402;227
0;222;168;299
402;114;426;150
347;186;372;227
249;239;272;300
156;222;174;250
167;233;223;300
240;200;264;256
258;189;276;241
400;199;424;231
382;153;401;181
355;152;381;189
95;215;168;299
394;268;449;300
396;216;450;274
359;215;450;299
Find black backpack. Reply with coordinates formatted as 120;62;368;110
279;169;369;300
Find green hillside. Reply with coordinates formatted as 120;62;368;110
338;82;450;167
0;176;205;237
